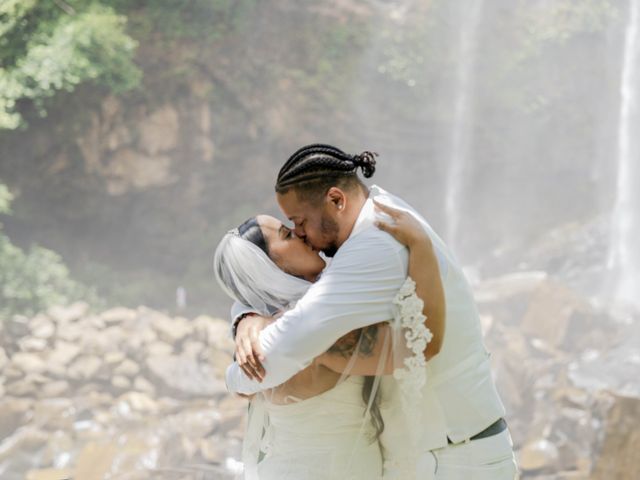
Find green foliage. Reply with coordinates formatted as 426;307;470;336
0;2;141;129
523;0;618;45
103;0;257;46
0;182;102;319
0;184;12;215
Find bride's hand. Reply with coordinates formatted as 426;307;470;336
235;314;273;382
373;199;431;248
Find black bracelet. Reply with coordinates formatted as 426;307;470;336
232;312;256;339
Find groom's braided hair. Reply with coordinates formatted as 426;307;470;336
275;144;377;200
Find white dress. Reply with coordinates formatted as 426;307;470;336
253;376;383;480
242;278;431;480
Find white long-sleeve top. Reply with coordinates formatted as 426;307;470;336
225;185;409;394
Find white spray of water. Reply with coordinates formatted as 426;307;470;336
445;0;484;253
609;0;640;307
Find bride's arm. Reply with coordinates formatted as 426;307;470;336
374;200;446;360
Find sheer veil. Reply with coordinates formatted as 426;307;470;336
214;231;311;316
214;231;432;480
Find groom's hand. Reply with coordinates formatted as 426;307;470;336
235;314;272;381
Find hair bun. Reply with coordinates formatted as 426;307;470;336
351;151;378;178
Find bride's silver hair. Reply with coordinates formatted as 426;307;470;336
214;224;311;316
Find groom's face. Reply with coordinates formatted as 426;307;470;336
277;189;341;257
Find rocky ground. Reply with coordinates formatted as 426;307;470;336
1;269;639;479
475;271;640;479
0;304;245;479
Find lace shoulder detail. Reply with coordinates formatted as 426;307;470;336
383;277;433;480
391;277;432;392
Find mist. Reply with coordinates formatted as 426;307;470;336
0;0;638;478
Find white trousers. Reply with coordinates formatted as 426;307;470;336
418;429;518;480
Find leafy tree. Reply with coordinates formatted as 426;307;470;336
0;183;102;319
0;1;140;129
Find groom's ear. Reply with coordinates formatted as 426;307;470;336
326;187;346;211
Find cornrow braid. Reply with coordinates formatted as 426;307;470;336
276;144;378;192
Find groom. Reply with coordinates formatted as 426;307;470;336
225;144;517;478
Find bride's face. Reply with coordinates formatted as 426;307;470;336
257;215;326;282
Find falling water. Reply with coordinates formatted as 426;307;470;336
445;0;484;253
609;0;640;308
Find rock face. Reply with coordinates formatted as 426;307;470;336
591;395;640;480
475;272;640;479
0;305;244;479
75;100;184;197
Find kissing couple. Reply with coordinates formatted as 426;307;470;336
214;144;518;479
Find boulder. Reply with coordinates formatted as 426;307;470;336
116;392;159;415
104;351;126;365
146;341;174;357
520;280;591;348
151;313;192;344
146;354;226;397
56;322;84;342
48;341;81;369
111;375;131;389
47;302;89;324
25;468;74;480
74;441;119;480
101;307;138;325
114;359;140;378
29;317;55;340
0;347;8;370
18;337;48;352
133;376;155;395
41;380;70;398
67;355;103;380
0;427;49;479
11;352;47;374
192;315;234;352
591;394;640;479
182;340;205;359
6;315;30;338
517;438;559;473
0;398;31;441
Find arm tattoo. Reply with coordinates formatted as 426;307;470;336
327;323;382;358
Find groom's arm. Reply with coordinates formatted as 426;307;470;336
225;229;408;395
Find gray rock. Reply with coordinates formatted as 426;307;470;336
11;352;47;374
0;347;8;370
48;340;81;368
18;337;48;352
111;375;131;389
114;359;140;378
47;302;89;324
101;307;138;325
29;317;55;340
67;355;102;380
41;380;70;398
146;354;226;397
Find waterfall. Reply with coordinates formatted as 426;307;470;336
609;0;640;308
445;0;484;254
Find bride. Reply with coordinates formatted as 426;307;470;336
214;203;443;479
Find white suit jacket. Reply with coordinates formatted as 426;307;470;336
225;185;506;449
